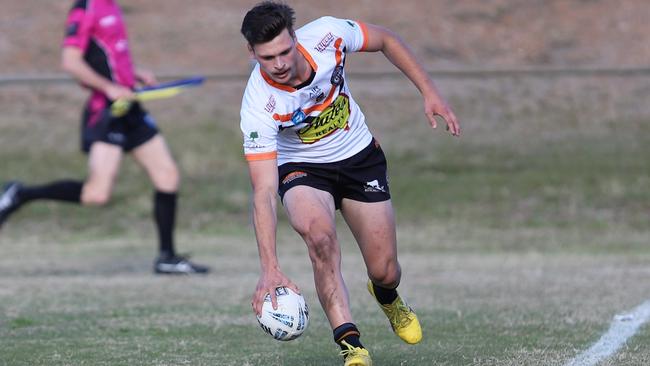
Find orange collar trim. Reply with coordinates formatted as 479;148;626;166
259;42;318;92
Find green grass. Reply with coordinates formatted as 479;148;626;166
2;241;647;365
1;78;650;365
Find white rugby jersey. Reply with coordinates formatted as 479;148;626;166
240;16;374;165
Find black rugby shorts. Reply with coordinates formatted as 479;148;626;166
278;139;391;210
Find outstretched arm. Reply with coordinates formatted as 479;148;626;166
361;23;460;136
247;158;299;315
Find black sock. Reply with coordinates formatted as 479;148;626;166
18;180;82;204
372;282;399;305
333;322;363;350
154;191;177;257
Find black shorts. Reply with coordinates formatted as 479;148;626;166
278;139;391;210
81;100;159;153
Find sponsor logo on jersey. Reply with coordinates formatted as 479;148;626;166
244;131;266;149
330;65;344;86
309;86;325;102
297;94;350;144
291;108;307;125
315;32;335;52
265;95;276;113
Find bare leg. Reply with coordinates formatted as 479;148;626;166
341;198;422;345
132;135;180;257
82;142;123;205
283;186;353;329
341;199;401;288
131;135;180;192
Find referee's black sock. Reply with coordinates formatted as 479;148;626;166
372;282;399;305
333;322;364;350
17;180;83;204
154;191;177;257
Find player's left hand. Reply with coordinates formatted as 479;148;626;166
424;96;461;137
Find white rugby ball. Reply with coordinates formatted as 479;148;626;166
256;287;309;341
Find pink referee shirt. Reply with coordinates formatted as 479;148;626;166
63;0;136;90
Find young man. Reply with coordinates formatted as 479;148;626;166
240;2;460;365
0;0;208;275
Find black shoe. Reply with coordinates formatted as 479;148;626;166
0;181;23;228
154;254;210;274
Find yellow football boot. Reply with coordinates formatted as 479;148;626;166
367;280;422;344
340;340;372;366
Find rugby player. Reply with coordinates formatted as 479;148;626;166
240;2;460;365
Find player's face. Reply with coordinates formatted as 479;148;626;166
250;29;301;85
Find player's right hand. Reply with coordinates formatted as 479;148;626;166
252;269;300;317
104;83;135;102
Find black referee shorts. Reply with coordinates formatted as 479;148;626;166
81;101;159;153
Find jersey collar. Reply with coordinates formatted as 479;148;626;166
260;43;318;92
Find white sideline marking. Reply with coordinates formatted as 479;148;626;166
564;300;650;366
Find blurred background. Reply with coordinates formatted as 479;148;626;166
1;0;647;242
3;0;649;73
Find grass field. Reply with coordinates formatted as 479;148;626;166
1;74;649;365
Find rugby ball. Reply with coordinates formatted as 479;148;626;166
256;287;309;341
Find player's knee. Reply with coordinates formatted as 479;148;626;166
302;228;338;264
166;164;180;185
153;164;180;191
81;189;111;206
369;261;401;288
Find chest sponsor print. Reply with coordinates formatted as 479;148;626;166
297;93;350;144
